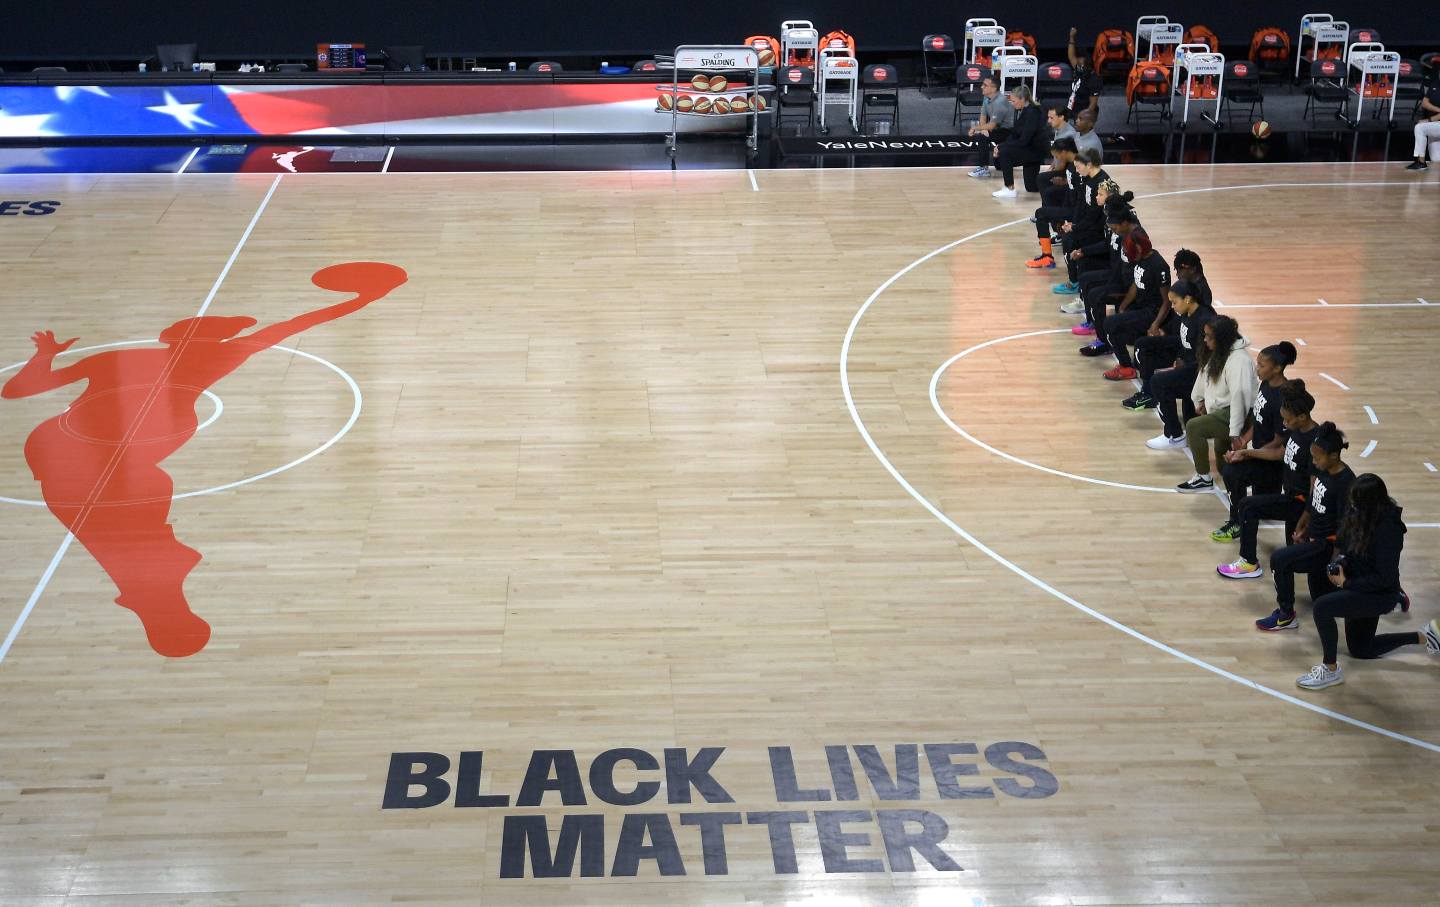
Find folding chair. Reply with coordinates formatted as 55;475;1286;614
860;64;900;133
922;35;957;89
1222;59;1265;126
1037;61;1073;106
952;63;988;126
1302;58;1348;124
775;65;816;134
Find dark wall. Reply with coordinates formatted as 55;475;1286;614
4;2;1435;60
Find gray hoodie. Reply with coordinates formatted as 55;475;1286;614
1191;337;1257;437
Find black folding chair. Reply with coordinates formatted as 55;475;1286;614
860;64;900;133
921;34;957;90
775;65;815;134
952;64;988;126
1222;59;1265;126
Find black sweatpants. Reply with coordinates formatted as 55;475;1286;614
1083;278;1125;336
1270;539;1333;613
1066;246;1108;284
1312;588;1415;664
1238;493;1305;564
995;148;1042;190
1034;204;1070;239
1222;458;1282;524
1152;363;1198;438
1105;308;1159;369
1136;335;1183;396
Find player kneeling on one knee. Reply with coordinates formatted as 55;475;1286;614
1176;316;1254;493
1211;340;1297;541
1294;473;1440;690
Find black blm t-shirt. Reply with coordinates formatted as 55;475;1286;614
1281;425;1319;497
1131;251;1171;310
1307;465;1355;540
1250;382;1284;450
1067;72;1103;117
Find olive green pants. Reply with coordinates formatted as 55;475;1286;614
1184;407;1231;475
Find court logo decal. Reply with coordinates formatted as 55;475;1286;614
2;261;407;657
0;200;61;216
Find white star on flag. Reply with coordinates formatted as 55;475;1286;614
0;110;57;138
54;85;112;101
145;91;215;130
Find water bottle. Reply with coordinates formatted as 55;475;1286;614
138;61;147;72
508;61;516;72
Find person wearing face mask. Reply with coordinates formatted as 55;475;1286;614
1065;28;1103;121
1126;279;1211;413
1254;422;1355;632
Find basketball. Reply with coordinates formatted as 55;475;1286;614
690;74;710;91
709;75;728;92
1252;120;1272;139
729;95;748;112
675;94;693;112
656;92;674;111
754;93;767;111
758;48;775;66
712;98;731;114
692;96;712;113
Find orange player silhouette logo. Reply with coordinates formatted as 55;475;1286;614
2;262;407;658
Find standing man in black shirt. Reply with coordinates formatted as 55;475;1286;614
1066;28;1103;121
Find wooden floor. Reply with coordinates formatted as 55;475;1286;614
1;163;1438;905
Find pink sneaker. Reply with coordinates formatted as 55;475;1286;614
1217;559;1263;580
1071;322;1095;336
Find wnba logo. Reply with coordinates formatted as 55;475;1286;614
2;262;408;658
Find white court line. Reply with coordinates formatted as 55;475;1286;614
1427;463;1438;473
1295;338;1307;346
1360;440;1378;458
1420;298;1431;305
842;179;1440;755
1319;372;1350;391
176;147;200;175
1317;298;1330;306
382;146;395;173
747;170;759;191
1364;405;1379;424
1;174;284;667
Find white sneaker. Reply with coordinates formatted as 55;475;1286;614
1146;433;1186;450
1059;299;1086;315
991;186;1018;199
1424;619;1440;654
968;166;991;178
1296;664;1344;691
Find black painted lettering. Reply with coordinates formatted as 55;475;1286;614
767;746;831;801
589;748;660;806
825;744;860;800
23;201;60;215
454;750;510;808
515;750;587;806
0;202;22;215
663;747;733;804
924;743;995;800
814;810;884;873
745;810;809;874
498;814;605;878
876;809;962;872
680;811;741;875
854;745;921;800
380;751;450;809
611;813;685;877
985;742;1059;799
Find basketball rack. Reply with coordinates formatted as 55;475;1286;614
1137;16;1184;62
1295;14;1350;80
964;19;1005;65
816;46;859;133
663;45;768;157
781;20;819;68
1344;43;1400;126
1172;44;1224;130
995;47;1037;96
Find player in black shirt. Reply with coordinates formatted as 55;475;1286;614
1027;137;1079;270
1296;474;1439;691
1142;283;1215;447
1078;198;1143;355
1213;341;1299;539
1100;232;1171;381
1065;28;1103;120
1255;422;1354;631
1406;83;1440;170
1125;279;1207;411
1219;380;1318;578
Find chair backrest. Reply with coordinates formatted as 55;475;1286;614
821;30;856;56
1126;61;1170;104
956;63;988;90
1396;58;1422;83
528;61;562;72
1350;27;1380;45
778;65;814;88
1249;27;1290;63
864;64;898;86
1227;59;1258;82
1183;25;1219;52
630;60;659;72
1039;61;1072;84
156;43;198;71
1093;29;1135;70
923;34;955;53
1006;31;1037;55
1310;58;1344;81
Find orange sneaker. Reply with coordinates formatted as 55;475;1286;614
1025;254;1056;269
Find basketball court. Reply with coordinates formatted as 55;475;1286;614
2;162;1438;903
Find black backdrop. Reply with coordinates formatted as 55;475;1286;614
4;2;1435;60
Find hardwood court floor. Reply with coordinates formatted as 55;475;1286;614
1;163;1438;905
